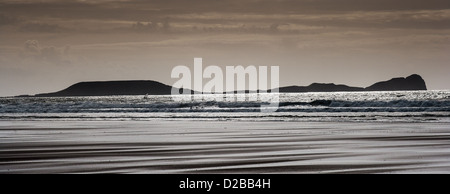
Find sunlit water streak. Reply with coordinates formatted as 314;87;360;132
1;91;449;122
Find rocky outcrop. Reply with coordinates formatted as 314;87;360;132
365;74;427;91
33;74;427;97
277;74;427;93
36;80;180;97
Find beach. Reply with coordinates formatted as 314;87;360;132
2;0;450;177
1;120;449;174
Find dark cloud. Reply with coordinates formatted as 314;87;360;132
103;0;450;14
0;13;20;26
2;1;448;35
0;0;448;34
2;0;449;20
19;22;69;33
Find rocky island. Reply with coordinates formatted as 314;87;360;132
34;74;427;97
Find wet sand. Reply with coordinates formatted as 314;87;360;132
1;121;450;174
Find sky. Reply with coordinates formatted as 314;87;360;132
0;0;449;96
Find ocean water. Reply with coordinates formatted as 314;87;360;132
1;91;450;174
1;90;449;122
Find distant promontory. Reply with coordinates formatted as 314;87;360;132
36;81;178;97
277;74;427;93
365;74;427;91
34;74;427;97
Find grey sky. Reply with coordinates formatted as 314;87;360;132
0;0;449;96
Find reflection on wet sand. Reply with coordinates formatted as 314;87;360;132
1;121;449;174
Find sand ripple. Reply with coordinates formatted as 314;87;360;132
1;121;450;174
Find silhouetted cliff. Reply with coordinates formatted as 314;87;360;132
33;74;427;97
278;83;364;93
365;74;427;91
277;74;427;93
36;81;183;97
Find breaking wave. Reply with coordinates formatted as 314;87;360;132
1;91;449;121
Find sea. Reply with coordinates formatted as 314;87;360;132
1;90;449;122
1;91;450;174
